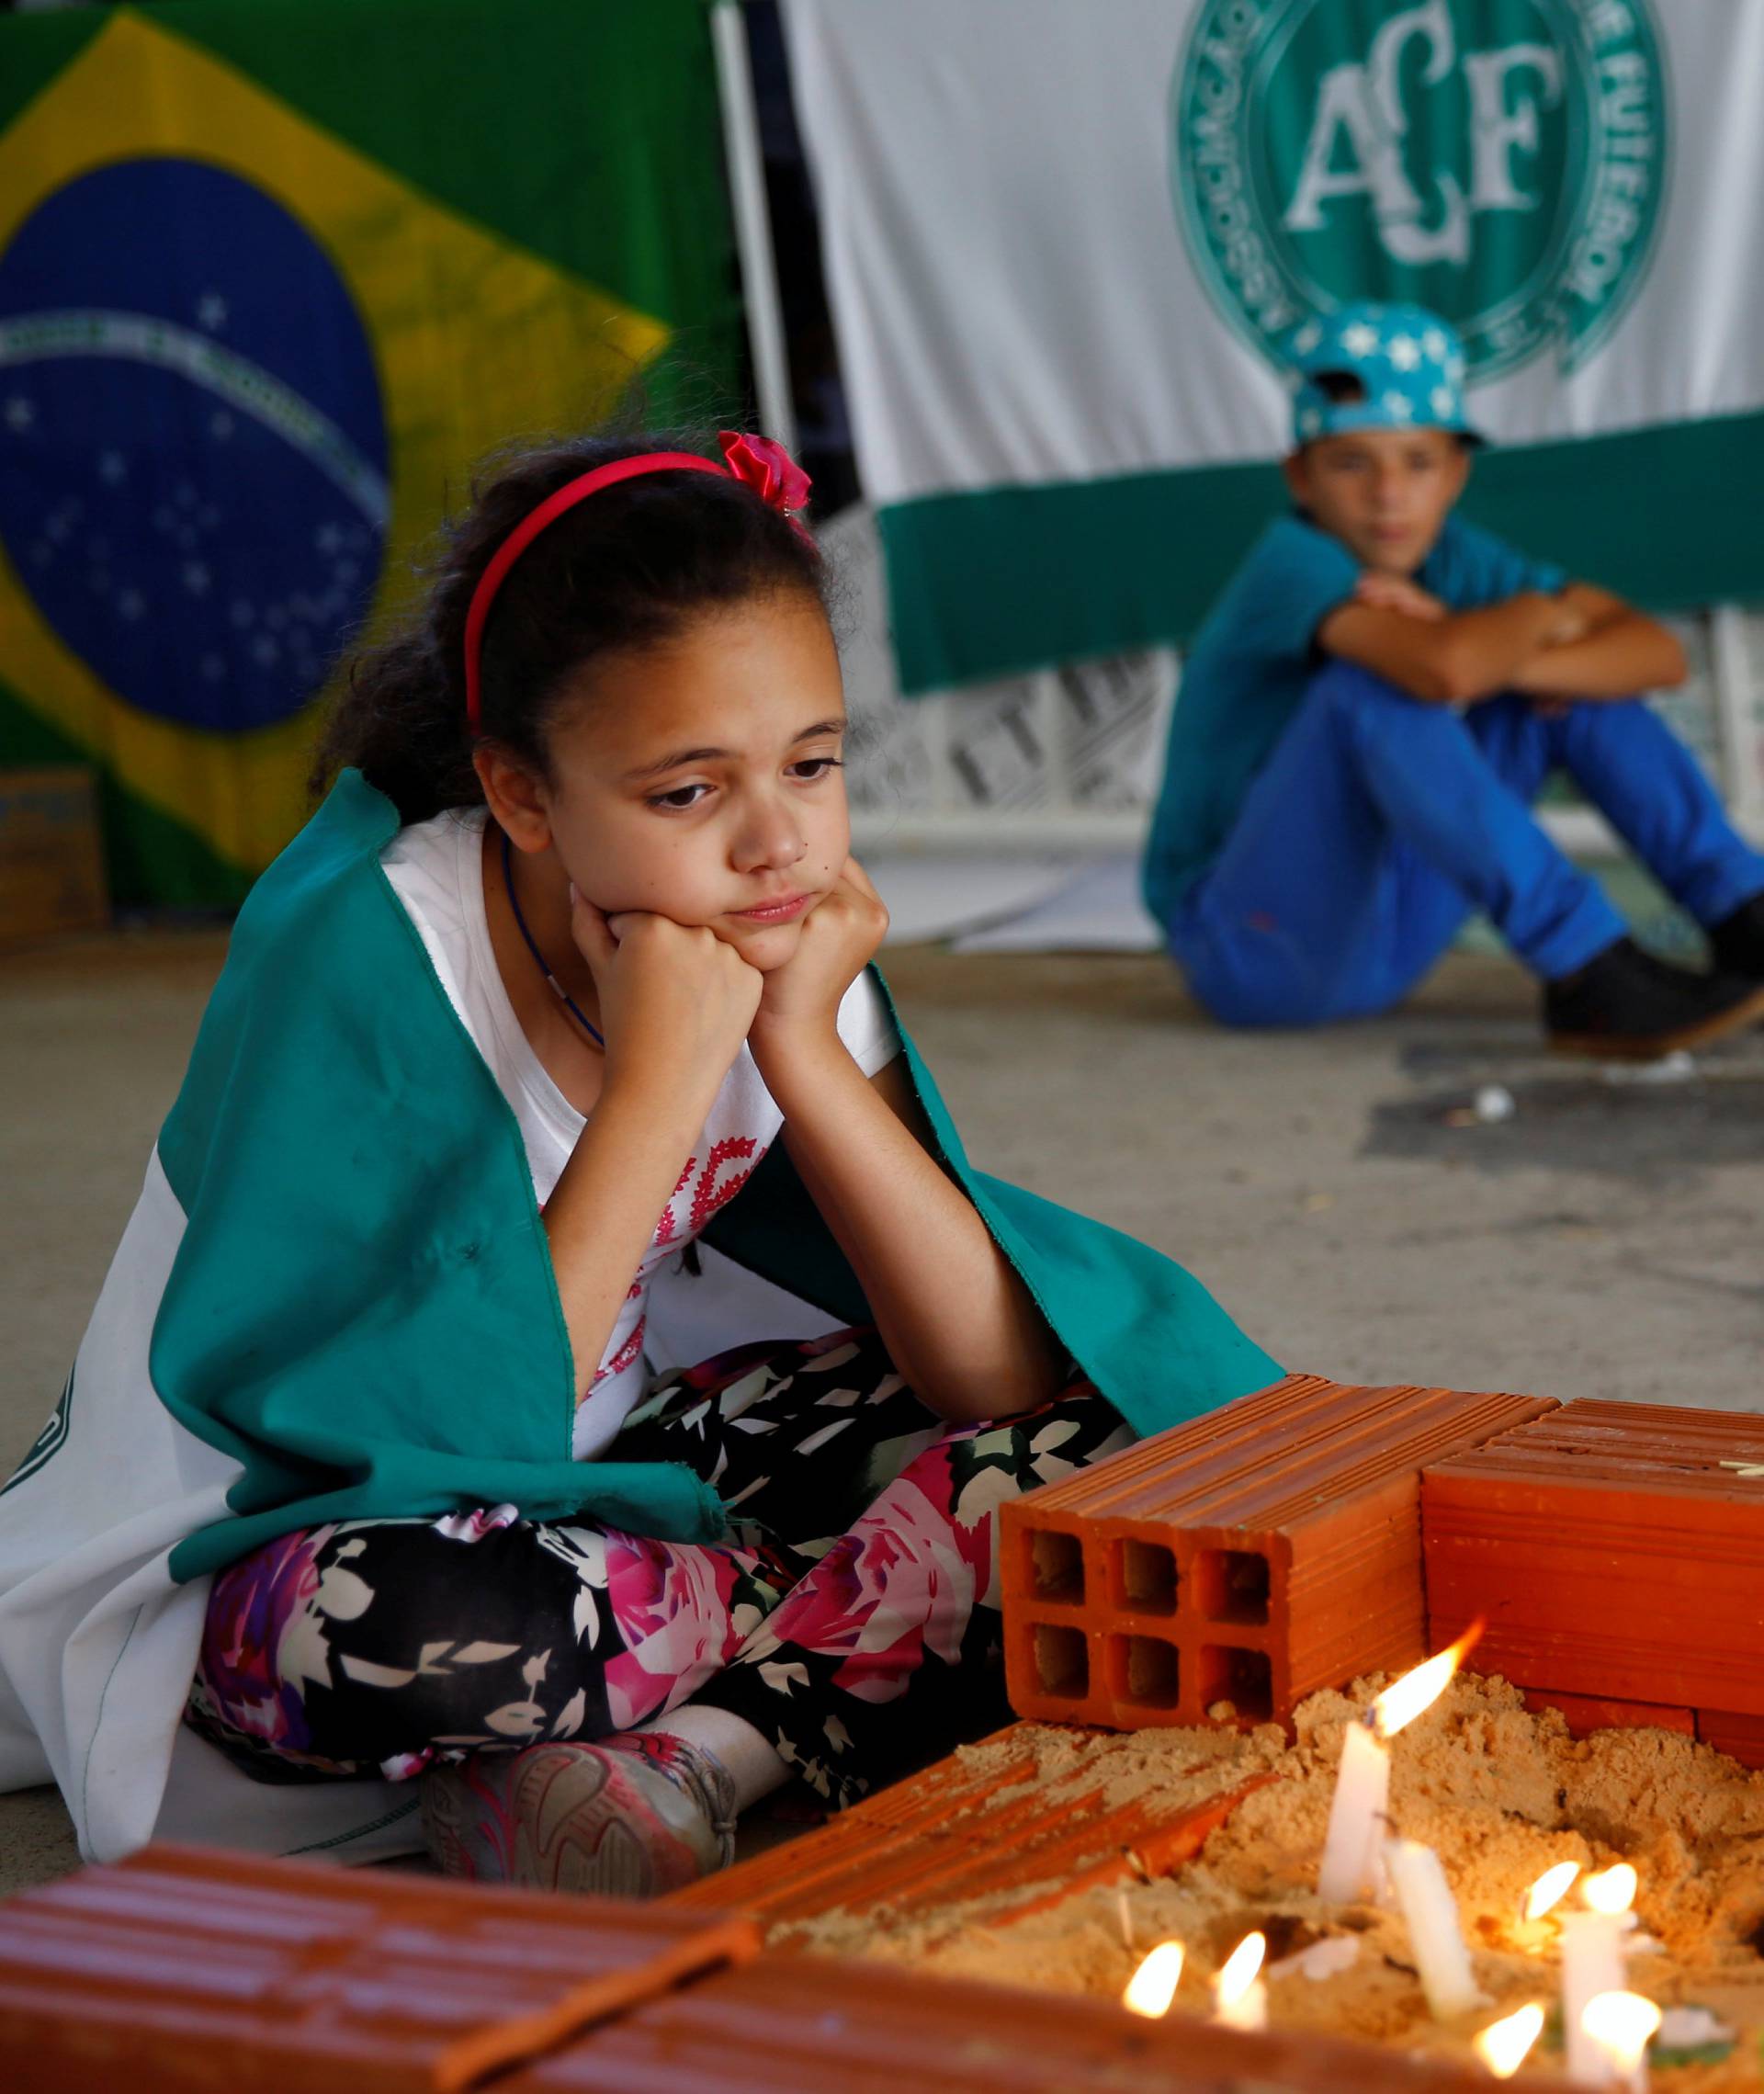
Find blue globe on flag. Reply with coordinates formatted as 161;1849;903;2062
0;155;389;734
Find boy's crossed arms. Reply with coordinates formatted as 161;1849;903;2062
1321;572;1686;710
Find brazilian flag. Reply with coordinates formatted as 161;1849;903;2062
0;1;740;907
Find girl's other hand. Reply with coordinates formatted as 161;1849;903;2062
751;856;889;1047
571;887;763;1113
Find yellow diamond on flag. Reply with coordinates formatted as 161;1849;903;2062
0;8;668;888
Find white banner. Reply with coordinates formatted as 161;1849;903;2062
786;0;1764;503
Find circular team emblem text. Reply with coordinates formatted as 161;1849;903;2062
1172;0;1666;381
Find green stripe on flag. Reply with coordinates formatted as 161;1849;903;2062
171;0;742;418
0;13;102;129
881;408;1764;695
0;1;741;409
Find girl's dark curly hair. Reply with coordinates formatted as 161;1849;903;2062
310;432;829;824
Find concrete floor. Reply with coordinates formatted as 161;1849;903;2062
4;928;1762;1895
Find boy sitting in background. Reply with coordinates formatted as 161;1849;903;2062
1143;300;1764;1056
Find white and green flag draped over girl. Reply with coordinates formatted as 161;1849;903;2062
0;771;1277;1864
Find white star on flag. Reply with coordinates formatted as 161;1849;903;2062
1447;353;1466;382
1300;407;1322;436
197;293;228;331
1430;386;1456;418
117;588;145;620
1340;322;1380;358
4;397;34;432
1294;320;1322;355
183;561;211;597
97;450;126;484
1388;334;1421;371
1382;391;1414;422
1422;329;1450;363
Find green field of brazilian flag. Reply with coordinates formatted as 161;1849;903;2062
0;1;740;906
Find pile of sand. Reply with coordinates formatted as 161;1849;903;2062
783;1674;1764;2084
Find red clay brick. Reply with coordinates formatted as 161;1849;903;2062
0;1842;757;2093
1423;1400;1764;1714
510;1953;1531;2094
1698;1710;1764;1769
1521;1687;1695;1738
667;1719;1272;1934
1000;1374;1555;1732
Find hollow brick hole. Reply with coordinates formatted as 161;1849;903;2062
1198;1645;1273;1723
1112;1633;1181;1709
1032;1622;1090;1701
1114;1538;1178;1615
1195;1547;1272;1625
1027;1527;1085;1605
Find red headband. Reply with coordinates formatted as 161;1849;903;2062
463;430;813;736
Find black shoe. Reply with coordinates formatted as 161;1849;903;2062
1544;934;1764;1058
1706;891;1764;979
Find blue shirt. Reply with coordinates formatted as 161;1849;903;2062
1142;512;1566;923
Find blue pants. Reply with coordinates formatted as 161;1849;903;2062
1169;662;1764;1027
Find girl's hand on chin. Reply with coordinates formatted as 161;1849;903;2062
750;857;889;1046
571;888;763;1108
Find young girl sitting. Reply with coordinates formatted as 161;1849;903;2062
0;430;1276;1895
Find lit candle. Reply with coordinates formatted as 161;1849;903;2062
1317;1624;1481;1905
1213;1930;1268;2032
1581;1991;1661;2094
1562;1866;1638;2086
1318;1715;1390;1905
1385;1837;1484;2018
1525;1862;1580;1925
1122;1939;1185;2019
1475;2002;1546;2078
1513;1860;1581;1953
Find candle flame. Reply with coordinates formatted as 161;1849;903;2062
1524;1861;1581;1921
1216;1930;1266;2006
1474;2002;1546;2078
1372;1622;1484;1739
1582;1863;1638;1916
1581;1990;1662;2068
1122;1940;1185;2020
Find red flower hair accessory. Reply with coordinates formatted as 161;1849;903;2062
718;429;813;529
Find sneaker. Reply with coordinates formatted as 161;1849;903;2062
419;1733;737;1896
1706;892;1764;979
1544;934;1764;1058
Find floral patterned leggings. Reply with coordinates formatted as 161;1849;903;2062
188;1329;1132;1809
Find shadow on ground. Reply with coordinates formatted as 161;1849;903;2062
1364;1038;1764;1186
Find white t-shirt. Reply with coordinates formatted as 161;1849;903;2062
381;808;899;1457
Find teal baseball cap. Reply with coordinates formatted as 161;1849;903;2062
1287;301;1484;448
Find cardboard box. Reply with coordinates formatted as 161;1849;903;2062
0;766;108;945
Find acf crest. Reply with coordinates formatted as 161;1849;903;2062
1173;0;1666;380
